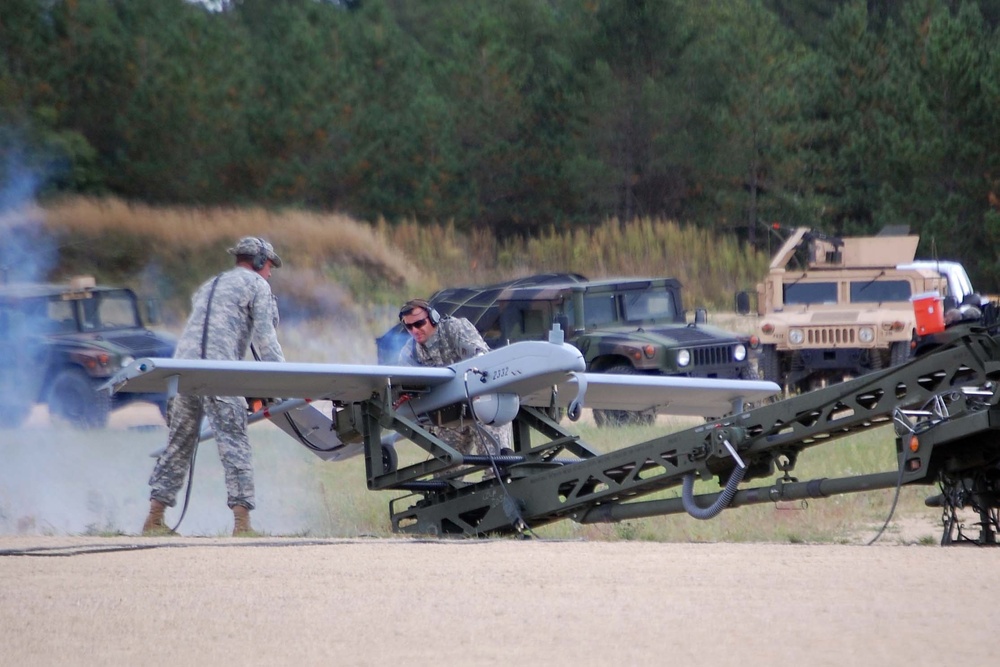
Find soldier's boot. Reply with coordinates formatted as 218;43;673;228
232;504;255;537
141;499;175;536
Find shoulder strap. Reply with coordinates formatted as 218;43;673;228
199;274;223;360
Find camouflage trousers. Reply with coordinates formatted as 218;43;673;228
149;394;255;510
428;421;512;457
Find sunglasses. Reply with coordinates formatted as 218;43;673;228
403;318;429;331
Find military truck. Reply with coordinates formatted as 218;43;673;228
379;273;759;426
0;276;176;428
737;227;981;395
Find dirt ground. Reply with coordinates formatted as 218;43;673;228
1;536;997;666
2;407;998;665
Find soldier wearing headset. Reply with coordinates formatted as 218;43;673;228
142;237;284;537
398;298;510;459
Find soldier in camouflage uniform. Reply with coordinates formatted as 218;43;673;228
142;237;285;537
398;299;512;459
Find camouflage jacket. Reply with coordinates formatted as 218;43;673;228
174;267;284;363
398;316;489;367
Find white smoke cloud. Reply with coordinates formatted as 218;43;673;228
0;412;331;537
0;151;56;283
0;142;388;538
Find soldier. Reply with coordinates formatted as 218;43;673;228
141;237;285;537
398;298;511;458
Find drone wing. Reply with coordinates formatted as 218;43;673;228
520;372;779;417
107;357;455;403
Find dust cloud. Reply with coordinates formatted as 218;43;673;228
0;404;336;537
0;225;396;536
0;158;404;537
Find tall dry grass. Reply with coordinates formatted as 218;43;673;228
497;219;766;308
373;216;769;309
40;197;407;275
31;197;425;318
22;196;766;326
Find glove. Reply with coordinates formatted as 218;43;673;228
246;397;280;413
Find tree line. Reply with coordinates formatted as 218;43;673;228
2;0;999;287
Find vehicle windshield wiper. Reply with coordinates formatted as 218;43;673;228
856;270;886;295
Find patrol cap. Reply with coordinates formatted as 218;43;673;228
227;236;282;268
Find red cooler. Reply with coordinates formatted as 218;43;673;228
911;292;945;335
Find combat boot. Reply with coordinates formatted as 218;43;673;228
141;499;175;536
232;504;256;537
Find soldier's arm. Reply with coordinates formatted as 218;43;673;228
449;317;490;357
398;340;418;366
250;285;284;362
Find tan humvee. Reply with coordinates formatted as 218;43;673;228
740;228;972;394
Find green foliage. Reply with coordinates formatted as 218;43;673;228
807;0;1000;292
387;0;585;232
685;0;819;242
875;2;1000;274
332;0;461;222
570;0;696;224
4;0;1000;290
0;0;104;197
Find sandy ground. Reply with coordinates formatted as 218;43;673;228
1;536;998;666
3;406;998;665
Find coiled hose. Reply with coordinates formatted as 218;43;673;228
681;464;748;520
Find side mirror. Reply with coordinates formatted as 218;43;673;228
735;291;751;315
694;308;708;325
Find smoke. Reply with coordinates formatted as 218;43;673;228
0;143;389;537
0;150;57;283
0;414;331;537
1;149;40;211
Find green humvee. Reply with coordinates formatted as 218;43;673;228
378;273;757;425
0;276;176;429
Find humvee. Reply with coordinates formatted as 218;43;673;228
0;276;176;428
737;227;980;395
379;273;758;426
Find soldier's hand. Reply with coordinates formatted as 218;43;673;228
247;397;280;413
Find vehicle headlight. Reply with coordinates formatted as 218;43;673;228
733;344;747;362
789;329;804;345
859;327;875;343
677;349;691;367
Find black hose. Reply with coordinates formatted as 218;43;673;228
681;464;748;520
171;436;198;533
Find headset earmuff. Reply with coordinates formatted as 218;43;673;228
400;299;441;326
252;237;267;270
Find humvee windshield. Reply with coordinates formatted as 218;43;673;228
850;280;911;303
0;291;141;337
784;282;837;305
578;295;616;327
492;287;683;335
621;289;677;322
79;292;142;330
